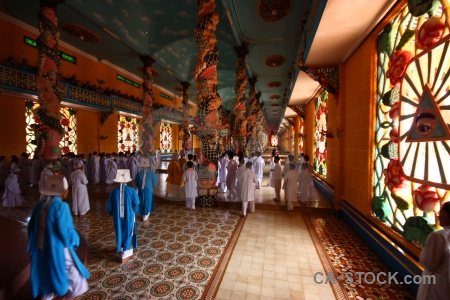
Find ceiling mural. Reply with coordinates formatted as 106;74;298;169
1;0;326;131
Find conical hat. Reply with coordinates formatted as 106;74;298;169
114;169;132;183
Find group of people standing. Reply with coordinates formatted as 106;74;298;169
24;153;159;299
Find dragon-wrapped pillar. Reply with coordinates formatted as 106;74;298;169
246;77;258;151
33;0;65;171
181;81;192;151
193;0;222;205
232;46;249;153
139;55;156;157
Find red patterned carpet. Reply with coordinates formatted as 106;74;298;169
302;212;416;300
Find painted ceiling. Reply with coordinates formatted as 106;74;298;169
1;0;396;132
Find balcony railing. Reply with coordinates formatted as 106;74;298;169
0;65;143;116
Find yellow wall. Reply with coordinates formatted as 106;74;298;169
1;17;197;157
0;95;27;157
338;37;375;215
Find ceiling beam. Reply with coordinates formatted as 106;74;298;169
287;105;306;119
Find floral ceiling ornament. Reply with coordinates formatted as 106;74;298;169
298;61;339;95
60;22;101;43
267;81;282;88
258;0;292;22
265;55;286;67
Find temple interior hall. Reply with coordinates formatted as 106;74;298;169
1;0;449;299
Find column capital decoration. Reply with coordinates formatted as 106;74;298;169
139;55;156;67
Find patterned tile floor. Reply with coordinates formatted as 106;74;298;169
0;162;416;300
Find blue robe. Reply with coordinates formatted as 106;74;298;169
27;196;90;298
106;185;140;252
134;169;158;215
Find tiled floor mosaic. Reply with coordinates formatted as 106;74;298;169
78;204;244;300
0;157;419;299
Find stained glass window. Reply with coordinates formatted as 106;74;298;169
374;3;449;247
25;101;77;155
118;115;139;152
298;117;304;154
314;90;328;176
160;122;173;153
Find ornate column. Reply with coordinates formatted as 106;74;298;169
246;77;257;151
139;55;156;156
193;0;222;203
180;81;192;151
33;0;65;170
233;45;249;153
254;93;263;151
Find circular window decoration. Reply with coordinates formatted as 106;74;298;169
60;23;101;43
399;35;450;190
265;55;286;67
267;81;282;88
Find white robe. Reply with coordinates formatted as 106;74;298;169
298;162;313;200
182;168;198;198
2;173;23;207
270;163;282;189
70;169;90;215
235;164;246;201
417;226;450;300
128;156;139;179
238;169;257;202
106;160;118;185
218;157;228;184
91;156;100;184
285;170;299;202
253;156;265;179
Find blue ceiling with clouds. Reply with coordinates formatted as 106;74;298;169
2;0;323;130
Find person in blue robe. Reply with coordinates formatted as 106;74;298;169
106;169;140;262
134;158;159;221
28;175;90;300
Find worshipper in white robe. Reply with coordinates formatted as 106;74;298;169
30;155;42;188
269;153;275;186
39;163;54;200
271;156;282;202
298;155;314;201
182;161;198;210
127;152;139;180
91;152;100;184
106;157;118;185
0;155;7;189
28;175;90;300
183;154;197;172
102;155;109;182
70;161;90;217
2;166;23;207
155;148;161;168
285;163;299;211
297;153;305;194
99;153;106;183
253;151;265;189
107;169;140;262
235;158;246;202
19;152;31;187
218;152;228;192
249;153;257;173
417;201;450;299
239;162;257;216
282;154;296;200
226;152;238;201
86;153;93;182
